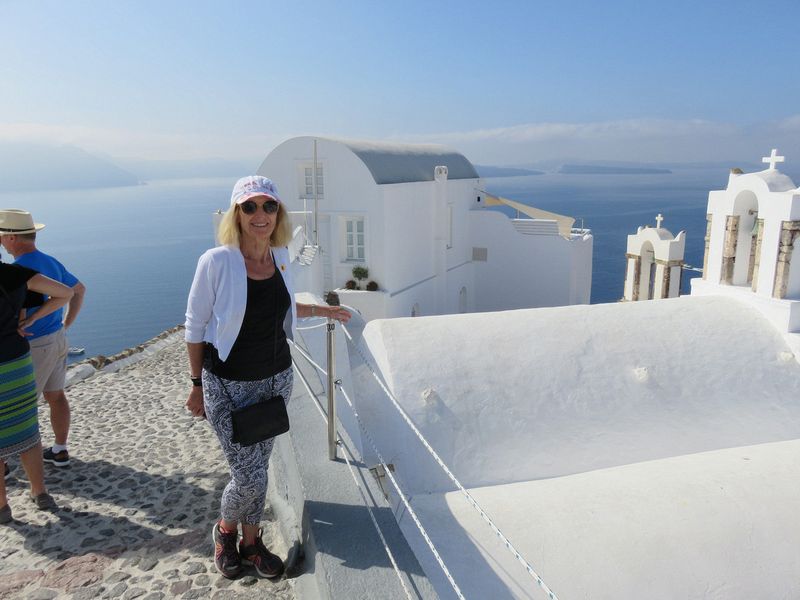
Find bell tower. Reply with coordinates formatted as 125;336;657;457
691;150;800;336
622;214;685;301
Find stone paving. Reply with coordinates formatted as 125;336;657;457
0;337;295;600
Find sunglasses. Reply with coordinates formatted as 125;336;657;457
240;199;279;215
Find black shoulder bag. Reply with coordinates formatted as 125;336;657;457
223;262;290;446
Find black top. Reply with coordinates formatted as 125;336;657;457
0;263;39;362
205;272;292;381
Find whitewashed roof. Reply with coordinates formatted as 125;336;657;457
324;137;479;184
747;168;796;192
354;295;800;599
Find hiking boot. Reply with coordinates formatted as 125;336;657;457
239;530;284;579
212;522;241;579
0;504;11;524
43;447;70;467
31;492;57;511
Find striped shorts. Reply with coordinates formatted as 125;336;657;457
0;352;41;460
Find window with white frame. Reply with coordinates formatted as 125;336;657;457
303;164;324;198
344;217;365;262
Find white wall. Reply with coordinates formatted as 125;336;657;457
704;190;728;284
259;137;384;292
445;264;474;314
469;210;592;311
444;178;479;273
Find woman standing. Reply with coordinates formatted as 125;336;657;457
0;259;74;523
185;176;349;579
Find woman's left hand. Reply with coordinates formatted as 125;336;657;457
17;317;33;337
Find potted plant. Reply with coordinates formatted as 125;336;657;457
366;280;379;291
344;280;357;290
352;265;369;289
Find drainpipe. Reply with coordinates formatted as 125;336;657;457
433;166;448;314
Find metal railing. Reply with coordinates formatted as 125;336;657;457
291;312;561;600
292;319;339;460
325;319;338;460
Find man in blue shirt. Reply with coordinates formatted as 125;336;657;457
0;210;86;467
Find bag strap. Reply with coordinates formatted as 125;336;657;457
269;249;278;397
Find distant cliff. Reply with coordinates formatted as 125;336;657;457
110;157;254;180
558;164;672;175
0;143;139;191
475;165;544;177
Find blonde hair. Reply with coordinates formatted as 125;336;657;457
217;202;293;248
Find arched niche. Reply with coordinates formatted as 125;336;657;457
639;241;656;300
730;190;760;286
458;286;467;313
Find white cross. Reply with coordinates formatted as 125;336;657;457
655;213;664;228
762;148;785;170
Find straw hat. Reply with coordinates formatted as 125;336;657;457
0;209;46;235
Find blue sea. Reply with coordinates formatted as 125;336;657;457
0;169;732;361
0;178;237;363
484;168;728;304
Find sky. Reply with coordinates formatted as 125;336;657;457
1;0;799;166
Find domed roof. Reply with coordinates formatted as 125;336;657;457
743;168;797;192
323;137;479;184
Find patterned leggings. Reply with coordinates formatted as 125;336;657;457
202;366;293;525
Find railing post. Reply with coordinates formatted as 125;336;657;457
303;198;309;244
326;318;337;460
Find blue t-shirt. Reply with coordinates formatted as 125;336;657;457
14;249;79;339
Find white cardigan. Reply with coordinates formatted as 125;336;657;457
184;245;297;362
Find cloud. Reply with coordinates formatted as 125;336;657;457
415;118;736;144
1;117;798;167
776;115;800;131
391;118;799;165
0;122;282;162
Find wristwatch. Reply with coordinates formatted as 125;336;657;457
191;376;202;387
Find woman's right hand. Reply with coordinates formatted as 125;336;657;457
186;386;206;419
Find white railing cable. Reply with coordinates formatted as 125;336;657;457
336;383;466;600
340;324;560;600
296;320;330;331
290;348;417;600
291;356;328;421
338;428;416;600
289;339;328;376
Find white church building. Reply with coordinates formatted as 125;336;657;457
257;136;593;320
